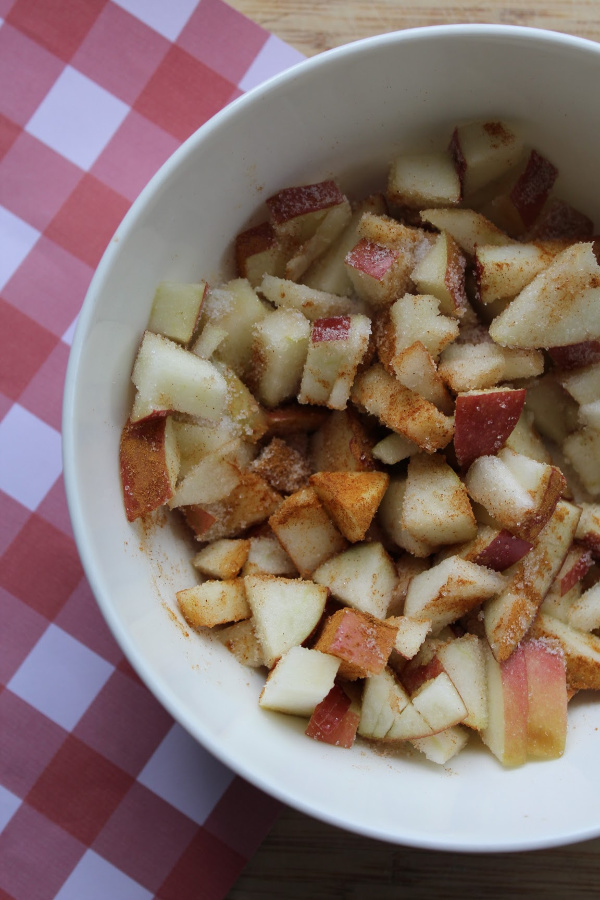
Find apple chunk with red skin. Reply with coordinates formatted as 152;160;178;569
481;641;528;767
313;607;397;679
305;682;360;748
235;221;287;288
548;340;600;370
523;639;568;760
298;314;371;410
266;180;347;244
120;415;179;522
454;387;526;470
509;149;559;230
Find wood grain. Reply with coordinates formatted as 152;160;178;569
224;1;600;895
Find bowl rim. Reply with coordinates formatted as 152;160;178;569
63;22;600;853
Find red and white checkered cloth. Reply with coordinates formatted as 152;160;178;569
0;2;305;897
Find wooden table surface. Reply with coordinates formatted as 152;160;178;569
224;2;600;896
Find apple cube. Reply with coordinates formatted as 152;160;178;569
481;641;528;767
509;149;559;230
266;180;348;246
259;274;363;320
489;242;600;349
192;538;250;580
312;541;399;619
568;581;600;632
284;196;352;283
559;362;600;407
438;340;506;392
563;427;600;497
171;418;239;476
475;242;560;305
525;373;580;446
388;555;431;616
268;485;347;578
420;208;514;255
503;409;552;464
372;433;419;465
540;579;581;624
411;726;470;764
309;470;390;542
410;672;468;732
401;453;477;549
217;619;265;668
351;364;454;454
345;238;410;308
131;331;228;422
410;230;468;318
529;612;600;691
449;121;522;198
250;438;310;495
376;293;459;362
359;668;412;740
147;280;207;345
298;314;372;409
119;415;180;522
379;341;454;414
467;527;533;572
195;278;268;379
234;221;287;288
241;534;298;578
249;308;310;408
576;503;600;559
313;607;397;679
192;323;227;360
556;544;594;597
404;556;505;633
523;638;568;759
168;445;246;508
484;501;581;661
176;579;250;629
387;152;461;208
387;616;431;659
437;634;488;731
183;470;282;542
244;574;328;668
305;682;360;748
548;340;600;371
378;476;435;558
310;407;376;472
259;645;340;716
454;388;527;470
528;197;594;242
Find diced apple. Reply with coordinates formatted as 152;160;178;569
241;534;298;578
387;152;461;208
474;242;560;304
183;470;282;542
437;634;488;731
379;340;454;414
522;638;568;759
468;527;533;572
489;243;600;349
438;340;506;392
235;221;287;288
503;409;552;464
556;544;594;596
388;555;431;616
567;581;600;632
376;293;459;362
312;542;399;619
119;415;180;522
298;314;372;409
259;274;363;320
548;340;600;370
576;504;600;559
378;476;434;558
266;180;348;246
250;438;310;494
309;471;390;542
244;574;328;668
192;538;250;580
420;208;515;255
177;579;250;629
305;682;361;748
216;618;265;668
509;149;559;230
525;373;580;446
262;404;328;438
563;427;600;497
284;197;352;283
215;361;268;443
401;453;477;548
454;388;526;470
410;672;468;732
410;230;468;317
351;364;454;454
484;501;581;662
411;725;470;764
171;418;239;476
309;407;376;472
147;280;207;345
313;607;397;679
249;308;310;408
345;238;409;308
268;485;347;578
481;641;528;767
404;556;505;633
359;668;411;740
449;121;522;198
529;612;600;691
131;331;228;422
168;444;245;508
192;322;228;360
387;615;431;659
528;197;594;242
259;645;340;715
372;433;419;465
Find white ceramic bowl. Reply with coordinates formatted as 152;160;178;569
63;24;600;852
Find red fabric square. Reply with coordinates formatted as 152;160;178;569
178;0;269;83
0;23;63;126
18;338;69;431
0;515;83;619
6;0;108;62
54;577;123;666
0;689;67;796
0;299;57;400
26;734;134;845
0;114;22;161
0;586;47;685
74;668;173;777
0;803;85;900
71;2;170;106
2;236;93;339
0;132;83;231
0;491;29;557
92;110;180;203
134;45;238;142
44;173;130;268
204;776;281;858
157;827;246;900
35;473;74;539
93;782;197;892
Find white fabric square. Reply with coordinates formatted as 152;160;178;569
138;722;234;825
0;206;40;292
8;624;114;731
111;0;197;41
0;785;21;834
0;404;63;511
25;66;130;171
238;33;305;92
55;850;153;900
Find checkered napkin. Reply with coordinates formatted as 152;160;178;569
0;2;305;897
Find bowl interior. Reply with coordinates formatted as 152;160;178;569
63;24;600;851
